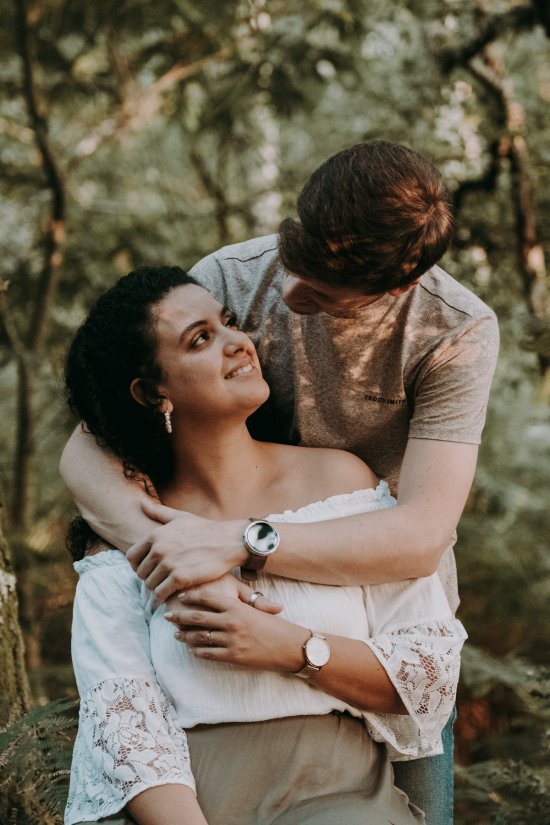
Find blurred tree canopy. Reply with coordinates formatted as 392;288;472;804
0;0;549;822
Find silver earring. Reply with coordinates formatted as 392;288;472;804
164;411;172;434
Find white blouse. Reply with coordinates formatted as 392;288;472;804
65;482;467;825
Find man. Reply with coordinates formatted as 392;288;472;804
61;140;499;823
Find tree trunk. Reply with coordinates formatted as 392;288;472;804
0;507;31;726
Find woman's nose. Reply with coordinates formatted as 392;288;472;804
223;327;250;353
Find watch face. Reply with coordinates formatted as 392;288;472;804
305;636;330;668
246;521;279;556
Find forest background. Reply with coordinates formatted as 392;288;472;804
0;0;549;823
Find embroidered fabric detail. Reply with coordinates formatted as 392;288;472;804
65;677;194;825
266;481;395;523
74;548;127;576
363;618;467;761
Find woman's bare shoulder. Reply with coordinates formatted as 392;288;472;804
307;448;379;495
263;443;378;498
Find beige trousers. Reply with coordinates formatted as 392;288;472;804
187;713;425;825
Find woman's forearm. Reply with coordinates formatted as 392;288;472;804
126;783;208;825
308;634;406;713
278;623;406;713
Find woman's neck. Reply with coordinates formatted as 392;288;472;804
161;419;270;519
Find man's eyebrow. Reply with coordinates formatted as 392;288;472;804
177;305;233;344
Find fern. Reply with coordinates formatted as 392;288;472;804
0;699;77;825
456;645;550;824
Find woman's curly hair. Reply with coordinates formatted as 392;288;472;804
65;265;197;559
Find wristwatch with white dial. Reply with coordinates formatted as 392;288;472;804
241;519;280;580
294;631;331;678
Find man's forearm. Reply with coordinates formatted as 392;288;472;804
266;439;477;585
135;498;451;602
266;502;448;585
59;425;156;550
136;439;476;600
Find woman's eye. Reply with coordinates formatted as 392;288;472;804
225;313;238;329
191;331;209;348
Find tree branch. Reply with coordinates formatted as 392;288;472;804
438;5;538;73
463;47;549;376
452;139;503;212
14;0;66;355
69;47;230;165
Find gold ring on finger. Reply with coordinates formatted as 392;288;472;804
206;629;214;646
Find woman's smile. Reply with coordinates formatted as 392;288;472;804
225;361;256;379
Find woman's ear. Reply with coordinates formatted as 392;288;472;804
129;378;150;408
129;378;173;413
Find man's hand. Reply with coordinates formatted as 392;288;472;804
126;499;249;602
164;574;283;618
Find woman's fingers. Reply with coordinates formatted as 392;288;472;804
177;588;233;611
177;628;227;648
165;605;227;629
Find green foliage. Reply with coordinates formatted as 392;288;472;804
0;699;76;825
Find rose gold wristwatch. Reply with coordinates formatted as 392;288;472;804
294;630;331;678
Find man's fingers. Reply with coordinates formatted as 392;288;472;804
126;537;151;571
155;572;184;603
145;566;171;593
236;581;283;614
251;595;283;615
141;498;186;524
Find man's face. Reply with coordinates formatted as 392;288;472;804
282;273;383;317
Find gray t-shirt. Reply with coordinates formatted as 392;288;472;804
190;234;499;611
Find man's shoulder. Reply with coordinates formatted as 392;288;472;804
191;234;280;274
189;235;283;304
418;265;497;324
215;234;280;265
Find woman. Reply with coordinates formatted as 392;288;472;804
64;265;466;825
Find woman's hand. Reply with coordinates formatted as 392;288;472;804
164;587;308;673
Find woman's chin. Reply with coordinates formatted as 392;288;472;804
243;381;271;415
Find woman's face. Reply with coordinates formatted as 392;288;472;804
149;284;269;424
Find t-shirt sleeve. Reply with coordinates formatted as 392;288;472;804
408;312;499;443
189;251;228;306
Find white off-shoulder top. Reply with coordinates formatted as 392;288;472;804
65;482;467;824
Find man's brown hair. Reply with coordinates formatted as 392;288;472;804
278;140;453;294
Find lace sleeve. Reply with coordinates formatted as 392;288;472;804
362;617;467;761
65;677;194;825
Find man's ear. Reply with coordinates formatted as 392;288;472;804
129;378;172;413
388;279;420;297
